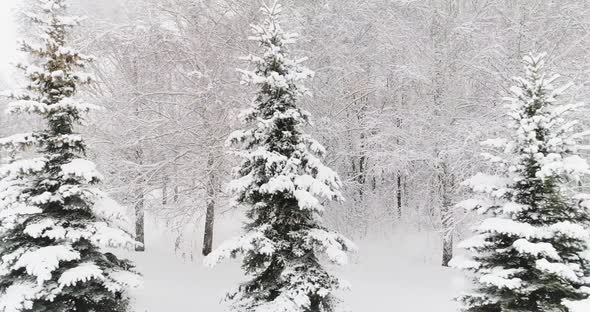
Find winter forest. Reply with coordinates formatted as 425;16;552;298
2;0;590;311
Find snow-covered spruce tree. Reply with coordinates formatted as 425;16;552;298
451;53;590;311
205;2;356;312
0;1;140;311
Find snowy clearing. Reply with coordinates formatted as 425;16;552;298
129;216;462;312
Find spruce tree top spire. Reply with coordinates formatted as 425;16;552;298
452;53;590;311
0;1;140;311
509;53;586;168
226;1;343;214
206;2;355;311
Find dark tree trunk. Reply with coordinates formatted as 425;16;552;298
162;175;168;206
396;172;403;218
442;229;453;267
202;198;215;256
430;8;455;267
135;192;145;252
202;155;217;256
133;147;145;252
173;185;179;203
441;204;454;267
131;60;145;252
439;162;455;267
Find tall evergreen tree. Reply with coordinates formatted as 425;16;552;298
205;2;356;311
0;1;140;311
451;53;590;311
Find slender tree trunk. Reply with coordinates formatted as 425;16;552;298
202;155;217;256
173;163;179;203
441;203;454;266
396;173;403;218
202;198;215;256
131;59;145;252
135;191;145;252
395;90;404;219
162;175;168;206
173;185;179;202
134;150;145;251
133;141;145;252
439;162;455;267
430;7;455;266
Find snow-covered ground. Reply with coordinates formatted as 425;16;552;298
128;213;464;312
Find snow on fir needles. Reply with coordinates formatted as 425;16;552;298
205;2;356;312
0;1;140;311
451;53;590;312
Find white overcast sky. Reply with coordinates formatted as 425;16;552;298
0;0;19;87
